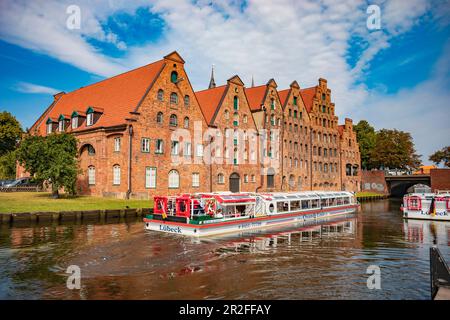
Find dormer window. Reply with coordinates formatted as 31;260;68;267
58;115;66;132
86;107;94;126
46;118;54;134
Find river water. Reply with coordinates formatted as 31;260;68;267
0;199;449;300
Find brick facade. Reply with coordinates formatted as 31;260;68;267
430;169;450;192
21;51;361;198
339;118;362;192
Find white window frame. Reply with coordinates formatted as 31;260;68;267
184;142;191;156
192;173;200;187
196;144;203;157
168;170;180;188
47;123;52;134
145;167;157;188
113;165;121;185
72;117;78;129
114;137;121;152
155;139;164;154
171;141;179;155
58;120;65;132
86;113;94;126
141;138;150;153
88;166;95;185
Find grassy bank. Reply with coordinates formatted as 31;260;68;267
0;192;153;213
356;191;387;199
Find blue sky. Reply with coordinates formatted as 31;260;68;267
0;0;449;164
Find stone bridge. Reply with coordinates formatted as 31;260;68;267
384;174;431;197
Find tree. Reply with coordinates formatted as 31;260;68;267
0;151;17;179
16;133;79;198
353;120;377;169
429;146;450;167
370;129;422;170
0;111;22;156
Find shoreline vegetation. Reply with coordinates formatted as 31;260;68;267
0;192;153;214
355;191;388;200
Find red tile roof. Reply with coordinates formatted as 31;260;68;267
35;59;165;134
244;85;267;111
195;85;227;124
299;86;317;112
278;89;290;107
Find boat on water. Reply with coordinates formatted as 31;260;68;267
143;191;359;237
402;185;450;221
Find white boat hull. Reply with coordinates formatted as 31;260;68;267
403;210;450;221
144;205;358;237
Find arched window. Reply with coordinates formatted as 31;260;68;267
169;114;178;127
289;175;295;187
156;112;163;124
270;98;275;110
113;165;121;185
217;173;225;184
170;92;178;104
168;170;180;188
243;114;248;123
224;109;229;120
270;114;275;125
157;89;164;101
184;95;190;107
170;71;178;83
233;96;239;110
88;166;95;185
233;112;239;126
184;117;189;129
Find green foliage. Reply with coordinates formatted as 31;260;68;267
429;146;450;167
0;151;17;179
370;129;422;170
353;120;377;169
16;133;79;198
0;111;23;156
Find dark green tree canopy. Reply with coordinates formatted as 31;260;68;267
16;133;79;198
0;111;23;156
429;146;450;167
353;120;377;169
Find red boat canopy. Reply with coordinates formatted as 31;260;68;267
207;193;256;204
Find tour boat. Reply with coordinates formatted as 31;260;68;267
402;186;450;221
143;191;359;237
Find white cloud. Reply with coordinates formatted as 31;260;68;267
0;0;448;163
14;81;60;95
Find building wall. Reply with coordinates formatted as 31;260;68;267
339;118;362;192
281;83;311;191
308;79;341;190
361;170;388;195
430;168;450;192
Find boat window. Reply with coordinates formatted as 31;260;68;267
336;197;343;205
311;199;320;208
268;203;275;213
301;200;310;209
290;201;300;211
343;197;350;205
329;198;336;206
277;202;289;213
321;198;328;207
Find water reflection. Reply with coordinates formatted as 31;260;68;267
0;200;449;300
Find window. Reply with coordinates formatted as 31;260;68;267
155;139;164;154
293;96;297;105
113;165;121;185
114;137;121;152
233;96;239;110
217;173;225;184
145;167;157;188
224;109;229;120
192;173;200;187
196;144;203;157
233;112;239;126
233;148;238;165
72;117;78;129
141;138;150;153
267;174;274;188
184;117;189;128
270;114;275;125
270;98;275;110
156;112;163;124
183;142;192;157
47;121;53;134
184;95;190;107
88;166;95;185
170;71;178;83
169;114;178;127
251;174;256;183
157;89;164;101
170;92;178;105
59;120;65;132
86;113;94;126
244;174;248;183
243;114;248;123
171;141;179;155
168;170;180;188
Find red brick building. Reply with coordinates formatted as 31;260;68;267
20;51;361;198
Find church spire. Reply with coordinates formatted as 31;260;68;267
251;75;255;87
208;64;216;89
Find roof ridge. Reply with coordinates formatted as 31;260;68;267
64;59;164;96
195;84;227;94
